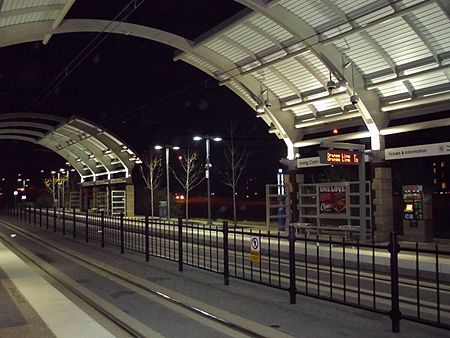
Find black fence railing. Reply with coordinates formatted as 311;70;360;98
1;205;449;333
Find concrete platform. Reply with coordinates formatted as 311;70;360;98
0;240;114;338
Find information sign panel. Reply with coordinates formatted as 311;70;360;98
318;149;361;165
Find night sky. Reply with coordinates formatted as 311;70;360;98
0;1;285;197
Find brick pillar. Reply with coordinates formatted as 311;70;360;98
126;184;135;217
372;167;394;241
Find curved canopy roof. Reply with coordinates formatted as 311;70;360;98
0;113;140;185
1;0;449;161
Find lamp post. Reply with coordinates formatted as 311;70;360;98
51;170;56;208
155;145;180;220
193;135;222;225
60;168;66;208
13;190;18;208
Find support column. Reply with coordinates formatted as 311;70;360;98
286;171;304;223
372;166;394;241
92;186;98;209
126;184;135;217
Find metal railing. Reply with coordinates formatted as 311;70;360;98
1;205;449;333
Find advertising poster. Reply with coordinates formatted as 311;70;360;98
319;184;347;214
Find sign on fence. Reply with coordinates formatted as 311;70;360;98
249;236;260;263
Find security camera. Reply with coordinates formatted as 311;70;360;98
264;98;271;107
327;80;336;92
350;94;359;105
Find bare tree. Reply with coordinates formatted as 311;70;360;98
139;149;163;217
43;177;57;208
172;148;205;222
222;124;248;226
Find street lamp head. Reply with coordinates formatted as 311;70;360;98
212;137;222;142
172;146;180;150
50;171;56;175
193;136;202;141
154;145;163;150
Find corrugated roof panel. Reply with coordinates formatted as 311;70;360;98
254;70;296;99
409;73;450;90
402;0;428;7
282;0;340;29
291;106;314;117
249;15;294;44
228;82;252;101
375;82;410;98
366;17;432;66
333;0;379;14
261;49;287;63
272;58;322;93
409;3;450;55
313;98;341;112
185;54;219;75
351;2;394;26
226;26;274;55
321;25;353;40
334;35;392;75
205;39;248;64
253;71;291;99
1;0;15;11
302;52;330;84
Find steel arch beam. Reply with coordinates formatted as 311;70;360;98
0;19;194;52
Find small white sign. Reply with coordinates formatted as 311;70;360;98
385;142;450;160
250;236;260;252
297;157;329;168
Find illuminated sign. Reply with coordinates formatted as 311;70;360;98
318;149;361;165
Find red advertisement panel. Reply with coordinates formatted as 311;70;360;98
319;184;346;214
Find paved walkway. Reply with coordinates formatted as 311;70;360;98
0;241;114;338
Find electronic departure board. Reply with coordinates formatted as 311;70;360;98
318;149;361;166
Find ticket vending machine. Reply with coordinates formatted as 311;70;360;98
402;185;432;242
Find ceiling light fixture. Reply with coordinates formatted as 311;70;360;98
327;70;336;93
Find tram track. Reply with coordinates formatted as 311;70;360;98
0;219;291;338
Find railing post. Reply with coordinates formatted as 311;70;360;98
73;208;76;239
389;232;401;333
39;207;42;227
223;221;229;285
85;209;89;243
120;212;124;254
288;225;297;304
28;206;31;224
46;207;49;230
145;215;149;262
62;207;66;235
178;217;183;272
53;207;57;232
33;206;36;225
101;211;105;248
